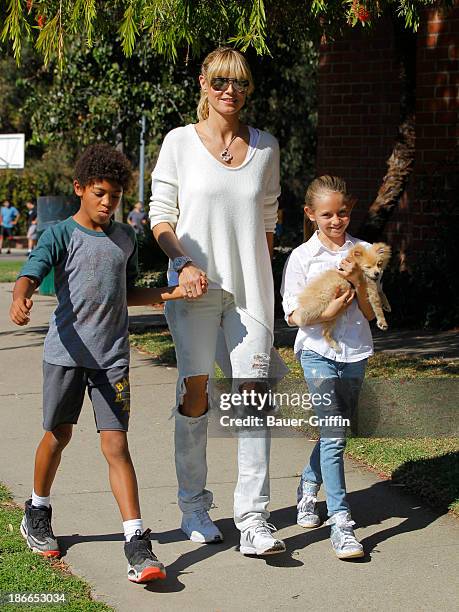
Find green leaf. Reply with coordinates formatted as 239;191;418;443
1;0;31;64
119;2;141;57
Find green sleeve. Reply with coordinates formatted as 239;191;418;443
18;222;71;284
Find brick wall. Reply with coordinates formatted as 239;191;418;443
316;5;458;261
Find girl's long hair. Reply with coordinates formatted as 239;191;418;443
197;47;254;121
304;175;354;241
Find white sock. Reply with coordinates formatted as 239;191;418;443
31;490;50;508
123;518;143;542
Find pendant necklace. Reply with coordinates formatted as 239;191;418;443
221;132;239;162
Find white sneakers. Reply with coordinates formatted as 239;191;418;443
239;521;286;556
181;509;223;543
326;511;364;559
297;480;321;528
181;510;286;556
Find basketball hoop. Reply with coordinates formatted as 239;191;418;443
0;134;25;169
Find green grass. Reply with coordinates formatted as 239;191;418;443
130;329;176;365
0;484;113;611
0;260;23;283
276;346;459;379
130;328;459;379
346;438;459;514
129;327;459;514
277;346;459;514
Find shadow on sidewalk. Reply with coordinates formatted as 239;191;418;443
56;478;450;593
0;325;49;338
390;452;459;511
346;480;450;557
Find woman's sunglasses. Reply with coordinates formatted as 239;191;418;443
210;77;250;94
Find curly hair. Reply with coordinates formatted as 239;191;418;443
74;144;133;191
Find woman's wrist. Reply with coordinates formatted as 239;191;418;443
173;256;193;274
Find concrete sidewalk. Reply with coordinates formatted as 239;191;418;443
0;282;458;611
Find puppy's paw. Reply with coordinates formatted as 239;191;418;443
376;320;388;330
382;303;392;312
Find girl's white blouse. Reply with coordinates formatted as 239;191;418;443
281;231;374;363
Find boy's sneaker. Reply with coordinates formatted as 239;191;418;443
326;511;364;559
20;499;60;557
124;529;166;583
239;521;286;556
181;509;223;543
297;479;321;528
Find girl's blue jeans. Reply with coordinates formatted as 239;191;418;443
300;349;367;516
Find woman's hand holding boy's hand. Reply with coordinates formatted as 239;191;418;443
176;275;207;298
178;263;208;300
337;258;365;288
10;298;33;326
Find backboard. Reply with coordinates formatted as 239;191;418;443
0;134;25;169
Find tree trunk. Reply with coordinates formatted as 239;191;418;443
358;18;417;242
358;116;415;242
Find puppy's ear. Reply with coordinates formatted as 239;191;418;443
352;246;364;258
373;242;392;264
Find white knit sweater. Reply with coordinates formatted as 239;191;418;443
149;123;280;336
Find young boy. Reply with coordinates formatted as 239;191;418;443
26;200;38;253
9;144;194;583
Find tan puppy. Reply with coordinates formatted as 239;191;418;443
294;243;392;352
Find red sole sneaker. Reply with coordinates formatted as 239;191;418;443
38;550;61;558
128;567;167;583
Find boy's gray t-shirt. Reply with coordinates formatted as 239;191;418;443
19;217;138;369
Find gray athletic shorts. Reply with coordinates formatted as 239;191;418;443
27;224;38;240
42;361;130;432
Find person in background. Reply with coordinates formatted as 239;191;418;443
127;202;147;235
0;199;20;254
26;201;38;253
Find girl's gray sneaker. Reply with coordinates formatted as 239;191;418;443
326;511;364;559
297;480;320;528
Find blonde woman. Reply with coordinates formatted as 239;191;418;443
149;47;286;555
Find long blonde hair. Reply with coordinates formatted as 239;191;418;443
197;47;255;121
304;175;355;240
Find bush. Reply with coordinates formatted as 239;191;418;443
383;218;459;329
136;229;168;273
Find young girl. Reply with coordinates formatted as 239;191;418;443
281;175;375;559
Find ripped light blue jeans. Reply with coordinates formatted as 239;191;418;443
165;289;273;530
300;349;367;516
